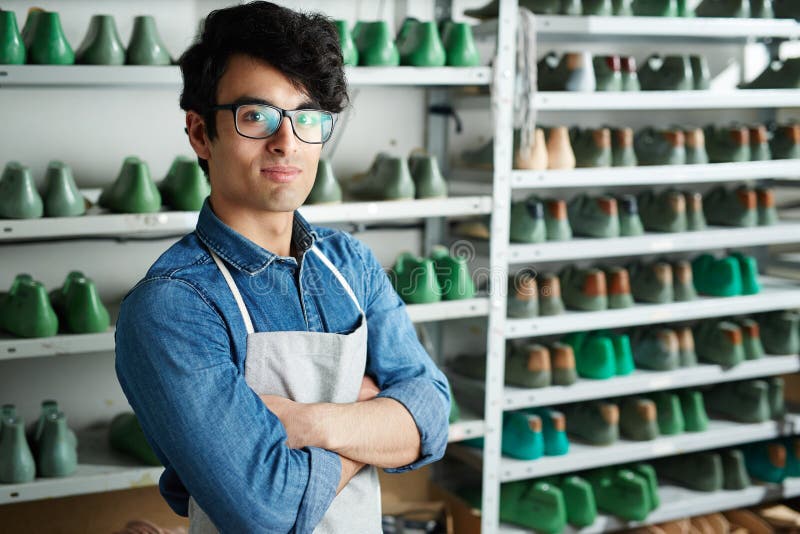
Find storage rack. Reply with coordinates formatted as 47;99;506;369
447;1;800;531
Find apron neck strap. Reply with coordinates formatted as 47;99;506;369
209;250;256;335
310;245;364;315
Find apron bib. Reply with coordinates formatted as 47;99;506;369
189;245;382;533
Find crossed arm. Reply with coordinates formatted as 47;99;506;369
261;375;421;493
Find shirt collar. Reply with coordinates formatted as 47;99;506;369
195;198;317;274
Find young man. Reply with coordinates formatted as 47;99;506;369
114;3;450;533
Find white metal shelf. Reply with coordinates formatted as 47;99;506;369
507;223;800;264
449;415;800;483
499;478;800;534
0;196;492;242
0;65;491;88
0;331;116;361
450;355;800;412
448;410;486;443
0;427;163;505
506;276;800;339
474;15;800;40
405;297;490;323
534;90;800;110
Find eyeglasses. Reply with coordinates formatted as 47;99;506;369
212;103;335;144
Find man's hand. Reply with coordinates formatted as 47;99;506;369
358;375;380;402
258;394;315;449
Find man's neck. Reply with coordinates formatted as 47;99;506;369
209;198;295;258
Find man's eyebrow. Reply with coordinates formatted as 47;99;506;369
231;96;321;109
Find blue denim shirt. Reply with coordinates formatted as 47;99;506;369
114;199;450;533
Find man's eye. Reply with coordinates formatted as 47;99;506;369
244;111;265;122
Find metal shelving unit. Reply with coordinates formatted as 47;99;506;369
449;415;800;483
0;65;492;88
447;409;485;443
533;90;800;110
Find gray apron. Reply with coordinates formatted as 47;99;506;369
188;245;382;534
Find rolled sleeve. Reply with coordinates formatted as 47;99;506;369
346;235;451;473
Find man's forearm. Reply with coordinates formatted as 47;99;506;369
314;397;421;468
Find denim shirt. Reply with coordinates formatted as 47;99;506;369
114;199;450;533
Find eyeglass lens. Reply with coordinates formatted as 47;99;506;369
235;104;332;143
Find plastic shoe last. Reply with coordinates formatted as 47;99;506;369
742;58;800;89
506;343;552;388
76;14;125;65
617;195;645;237
508;270;538;318
160;156;211;210
632;327;681;370
0;275;58;338
634;128;687;166
751;0;775;17
443;22;480;67
729;252;760;295
683;191;707;231
586;467;657;521
499;480;567;534
749;125;772;161
637;189;687;233
391;252;440;304
357;21;399;66
126;15;171;65
334;21;358;66
745;441;787;483
0;162;44;219
621;56;641;91
400;21;445;67
675;326;698;366
539;273;565;316
604;266;634;309
706;380;771;423
756;186;778;226
542;198;572;241
547;126;577;170
638;55;693;91
562;331;617;379
613;0;635;15
756;310;800;355
109;412;161;466
63;276;110;334
408;153;447;199
510;196;546;243
694;320;746;366
560;475;597;528
0;417;36;483
570;127;613;168
502;411;545;460
705;125;751;163
680;389;709;431
0;10;26;64
695;0;751;17
567;194;620;238
770;123;800;159
735;318;765;360
594;55;623;92
630;261;674;304
43;161;86;217
538;51;596;92
530;408;570;456
691;55;711;90
612;128;638;167
37;411;78;477
684;127;710;165
767;376;785;418
560;266;608;311
515;128;549;170
99;157;162;213
650;391;685;435
27;11;74;65
550;342;577;385
672;261;697;302
564;401;619;445
632;0;679;16
620;397;660;441
348;154;415;201
583;0;614;14
691;253;742;297
721;449;751;490
658;452;723;492
430;245;475;300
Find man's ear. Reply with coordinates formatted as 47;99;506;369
186;111;211;161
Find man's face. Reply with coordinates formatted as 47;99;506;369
205;54;322;215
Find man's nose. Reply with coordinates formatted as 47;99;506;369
265;116;298;155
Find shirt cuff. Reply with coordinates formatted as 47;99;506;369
377;377;449;473
294;446;341;533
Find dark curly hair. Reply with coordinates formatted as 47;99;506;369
178;1;349;172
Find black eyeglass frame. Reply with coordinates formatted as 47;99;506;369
211;102;335;144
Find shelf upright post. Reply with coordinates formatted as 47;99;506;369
482;0;518;531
